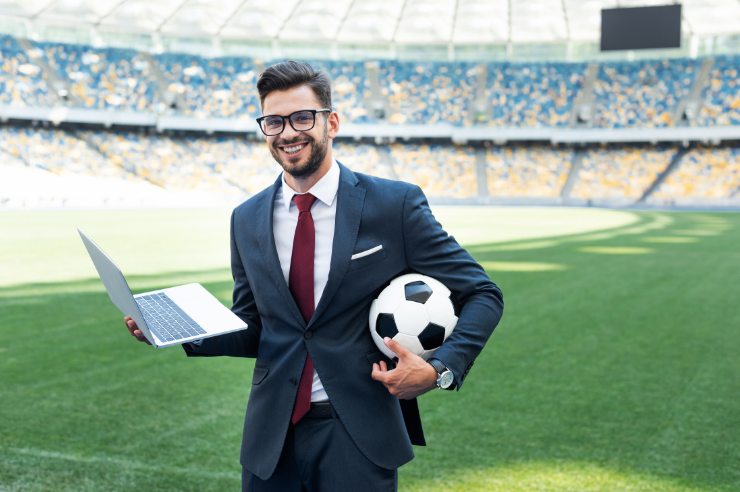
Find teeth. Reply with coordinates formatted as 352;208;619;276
283;144;304;154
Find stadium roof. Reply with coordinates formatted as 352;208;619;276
0;0;738;45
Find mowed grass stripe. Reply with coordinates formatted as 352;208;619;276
4;445;239;478
0;208;737;491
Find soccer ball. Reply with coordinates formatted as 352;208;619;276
369;273;458;360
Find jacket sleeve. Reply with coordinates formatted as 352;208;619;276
184;209;262;358
401;185;503;389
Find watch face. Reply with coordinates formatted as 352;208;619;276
439;370;454;389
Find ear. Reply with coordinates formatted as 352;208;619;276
327;111;340;140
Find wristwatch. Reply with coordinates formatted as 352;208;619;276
428;358;455;390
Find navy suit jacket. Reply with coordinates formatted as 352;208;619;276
185;163;503;480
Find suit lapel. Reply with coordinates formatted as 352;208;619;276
310;164;365;327
255;175;306;327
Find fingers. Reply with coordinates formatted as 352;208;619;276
124;316;150;344
371;345;435;399
371;361;390;382
124;316;136;333
383;337;409;359
125;316;140;337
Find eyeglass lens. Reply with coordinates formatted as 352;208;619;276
261;110;316;135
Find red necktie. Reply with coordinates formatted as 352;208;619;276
289;193;317;424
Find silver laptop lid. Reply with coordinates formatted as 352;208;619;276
77;229;153;344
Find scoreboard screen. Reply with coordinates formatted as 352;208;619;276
601;4;682;51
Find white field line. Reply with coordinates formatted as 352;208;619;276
116;406;241;456
3;446;240;481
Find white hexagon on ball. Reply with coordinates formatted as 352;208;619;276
393;301;429;336
392;332;424;358
425;290;457;331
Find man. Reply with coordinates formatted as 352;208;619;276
126;60;503;491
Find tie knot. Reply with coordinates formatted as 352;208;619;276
293;193;317;213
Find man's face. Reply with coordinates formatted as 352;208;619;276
261;85;337;179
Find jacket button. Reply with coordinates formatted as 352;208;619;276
304;330;313;340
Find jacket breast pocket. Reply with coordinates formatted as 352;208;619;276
349;245;387;271
252;364;269;385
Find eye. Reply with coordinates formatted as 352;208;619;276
263;116;283;128
293;112;313;124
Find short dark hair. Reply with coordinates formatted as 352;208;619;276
257;60;332;111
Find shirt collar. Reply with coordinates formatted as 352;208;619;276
280;160;340;211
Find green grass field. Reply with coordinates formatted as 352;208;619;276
1;206;738;491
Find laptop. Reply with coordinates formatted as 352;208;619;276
78;229;248;348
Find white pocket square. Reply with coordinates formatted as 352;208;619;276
351;245;383;260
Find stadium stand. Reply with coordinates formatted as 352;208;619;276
388;143;478;198
485;62;585;127
1;34;739;209
569;146;676;203
378;61;478;125
184;135;278;194
0;125;117;176
2;35;739;131
697;55;740;126
311;60;372;124
593;59;698;128
1;123;738;208
81;130;247;201
486;146;573;198
0;125;184;207
156;53;260;118
38;41;155;111
650;146;740;204
0;35;56;107
333;141;395;180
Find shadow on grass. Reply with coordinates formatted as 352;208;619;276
466;210;675;256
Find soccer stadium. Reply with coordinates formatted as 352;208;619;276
1;1;738;491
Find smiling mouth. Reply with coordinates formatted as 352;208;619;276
279;142;308;155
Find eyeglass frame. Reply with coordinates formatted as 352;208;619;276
255;108;332;136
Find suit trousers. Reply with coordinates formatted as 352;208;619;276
242;402;398;492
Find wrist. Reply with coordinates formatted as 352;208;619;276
424;362;438;388
427;358;455;390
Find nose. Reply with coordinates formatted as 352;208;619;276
280;120;301;139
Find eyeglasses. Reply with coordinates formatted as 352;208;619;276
256;109;331;136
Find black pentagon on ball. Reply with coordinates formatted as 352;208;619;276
418;322;446;350
404;280;433;304
375;313;399;339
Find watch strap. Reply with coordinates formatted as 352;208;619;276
427;358;446;375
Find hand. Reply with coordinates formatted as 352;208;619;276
124;316;151;345
371;337;438;400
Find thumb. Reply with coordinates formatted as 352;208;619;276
384;337;410;359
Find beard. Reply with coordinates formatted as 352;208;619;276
269;124;329;179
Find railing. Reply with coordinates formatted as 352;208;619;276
1;104;739;144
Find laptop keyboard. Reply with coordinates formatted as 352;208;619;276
136;292;206;342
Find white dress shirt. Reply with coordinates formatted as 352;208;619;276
273;160;339;402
